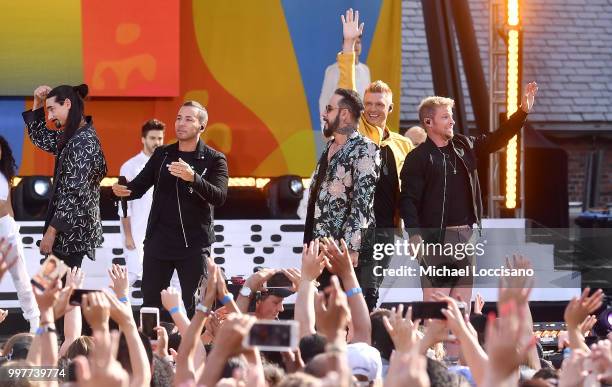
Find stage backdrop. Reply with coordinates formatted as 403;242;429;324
0;0;401;177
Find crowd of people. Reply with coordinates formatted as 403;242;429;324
0;239;610;386
0;7;610;387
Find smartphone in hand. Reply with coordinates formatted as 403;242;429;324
242;320;298;352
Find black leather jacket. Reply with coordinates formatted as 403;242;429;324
125;140;228;248
399;109;528;241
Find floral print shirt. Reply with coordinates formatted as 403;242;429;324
308;131;380;251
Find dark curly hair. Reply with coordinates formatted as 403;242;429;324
0;136;17;183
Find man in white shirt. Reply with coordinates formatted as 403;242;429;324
318;34;371;131
119;119;165;283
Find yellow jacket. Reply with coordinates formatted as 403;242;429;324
336;51;413;182
336;51;413;229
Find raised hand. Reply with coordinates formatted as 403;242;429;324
244;267;277;293
81;292;110;331
564;288;604;329
161;286;182;312
300;240;326;282
154;326;170;358
484;301;536;383
211;314;256;358
579;315;597;336
199;257;218;307
33;85;52;110
433;293;469;338
74;330;129;387
473;293;485;315
66;267;85;289
104;291;136;329
558;349;588;387
382;304;421;353
341;8;364;44
386;347;430;387
108;264;129;299
314;276;351;340
521;81;538;113
282;268;302;292
498;254;533;307
590;339;612;384
322;238;356;277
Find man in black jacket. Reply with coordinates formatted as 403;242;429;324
113;101;228;317
23;84;107;268
399;82;538;304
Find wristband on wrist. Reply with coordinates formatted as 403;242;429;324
345;287;362;297
168;306;180;315
36;324;57;336
220;293;234;305
195;303;211;316
118;296;128;303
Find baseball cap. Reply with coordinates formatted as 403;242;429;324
346;342;383;382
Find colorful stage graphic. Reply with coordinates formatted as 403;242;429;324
0;0;400;177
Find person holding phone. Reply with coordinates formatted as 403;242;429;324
22;84;107;268
400;82;539;305
118;119;165;284
112;101;228;318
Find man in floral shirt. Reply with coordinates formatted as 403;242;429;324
304;88;380;287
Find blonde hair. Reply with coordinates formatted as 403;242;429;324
365;80;393;102
417;96;455;126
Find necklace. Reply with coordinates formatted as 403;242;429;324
439;147;457;174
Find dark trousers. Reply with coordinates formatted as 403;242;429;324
142;247;210;319
52;250;86;269
355;228;394;312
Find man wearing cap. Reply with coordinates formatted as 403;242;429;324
235;268;295;320
347;342;383;384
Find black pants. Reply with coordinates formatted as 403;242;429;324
52;250;86;269
355;228;394;312
142;247;210;319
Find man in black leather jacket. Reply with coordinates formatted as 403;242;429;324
113;101;228;317
399;82;538;304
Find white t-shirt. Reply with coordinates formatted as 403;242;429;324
318;61;371;130
118;151;153;250
0;172;8;201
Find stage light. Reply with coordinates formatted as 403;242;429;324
33;179;50;197
12;176;53;220
594;305;612;337
505;0;521;209
265;175;304;218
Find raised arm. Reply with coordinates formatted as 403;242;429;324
59;268;84;358
22;85;61;155
337;9;363;92
295;240;326;338
323;238;371;344
473;82;538;155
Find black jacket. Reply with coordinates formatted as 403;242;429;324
125;140;228;248
23;108;107;258
399;110;528;241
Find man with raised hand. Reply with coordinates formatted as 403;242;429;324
335;9;413;310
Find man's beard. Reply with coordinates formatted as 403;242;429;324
322;115;340;138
